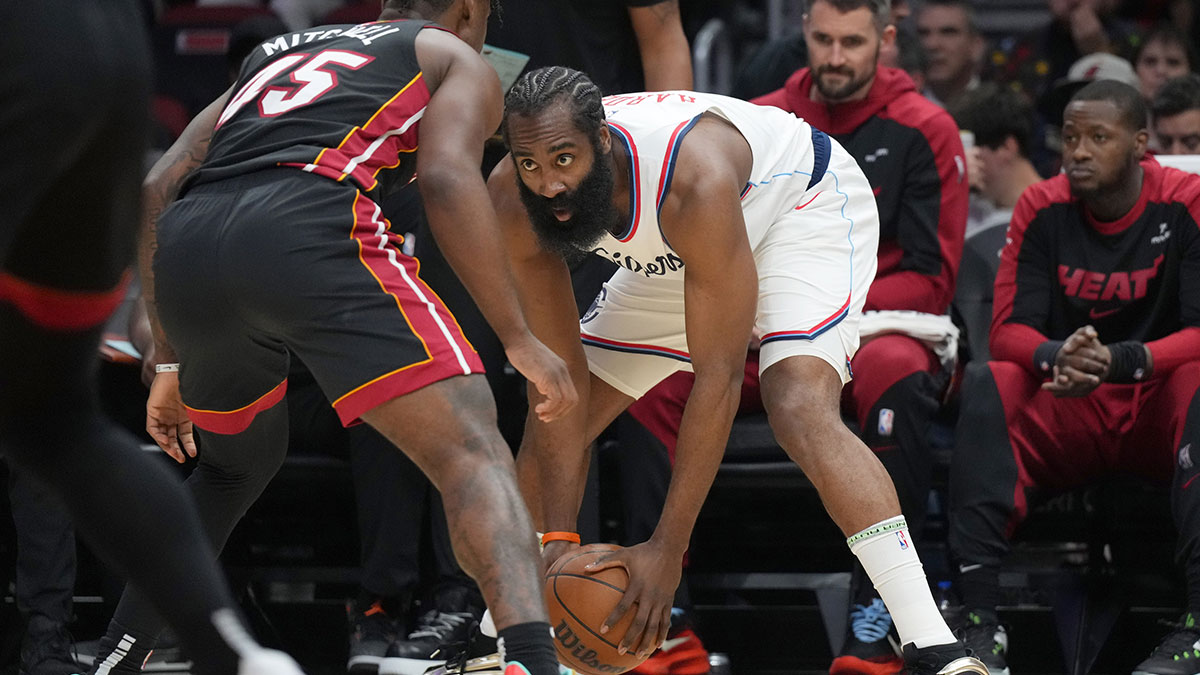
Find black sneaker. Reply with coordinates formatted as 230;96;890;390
959;609;1008;675
381;610;481;674
1132;612;1200;675
19;616;82;675
900;641;987;675
830;597;903;674
349;599;403;675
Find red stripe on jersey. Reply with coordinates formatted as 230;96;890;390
0;271;130;331
186;380;288;434
333;193;482;425
305;73;429;191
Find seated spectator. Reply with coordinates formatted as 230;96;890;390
1134;23;1196;104
952;83;1045;239
729;0;910;100
914;0;984;110
1151;73;1200;155
947;79;1200;675
1038;52;1141;174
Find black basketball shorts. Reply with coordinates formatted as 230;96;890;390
154;170;483;433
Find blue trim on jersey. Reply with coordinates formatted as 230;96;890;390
655;114;703;219
608;123;638;241
738;126;830;198
808;128;831;191
581;336;692;363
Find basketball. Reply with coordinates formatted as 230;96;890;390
544;544;648;675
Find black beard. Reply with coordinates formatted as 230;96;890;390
813;45;879;101
515;149;620;264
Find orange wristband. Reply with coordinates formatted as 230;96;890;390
541;531;581;545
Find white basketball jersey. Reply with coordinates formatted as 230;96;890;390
596;91;824;278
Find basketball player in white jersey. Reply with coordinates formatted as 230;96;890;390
488;67;987;675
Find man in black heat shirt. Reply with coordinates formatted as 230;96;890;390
948;79;1200;675
85;2;575;674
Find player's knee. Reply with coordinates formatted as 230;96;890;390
764;393;838;460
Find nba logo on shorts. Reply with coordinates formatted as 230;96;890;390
896;530;909;550
878;408;894;437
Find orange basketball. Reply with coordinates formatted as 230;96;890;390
544;544;648;675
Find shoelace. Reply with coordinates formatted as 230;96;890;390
849;598;893;643
434;620;481;674
409;611;475;641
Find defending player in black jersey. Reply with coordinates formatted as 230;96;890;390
85;2;575;674
0;2;305;674
947;80;1200;673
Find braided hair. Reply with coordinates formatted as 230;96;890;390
502;67;606;147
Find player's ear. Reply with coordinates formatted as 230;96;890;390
597;124;612;154
1134;127;1150;157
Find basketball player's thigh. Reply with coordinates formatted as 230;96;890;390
752;179;878;387
579;268;691;401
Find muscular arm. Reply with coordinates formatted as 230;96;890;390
138;88;232;365
416;30;532;347
651;119;756;555
627;0;693;91
487;160;592;530
417;30;575;420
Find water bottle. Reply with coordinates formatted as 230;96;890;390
936;580;953;612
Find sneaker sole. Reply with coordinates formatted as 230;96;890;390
349;655;385;674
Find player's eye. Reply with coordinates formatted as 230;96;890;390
519;159;538;171
556;155;574;166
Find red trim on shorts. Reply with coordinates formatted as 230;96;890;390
185;379;288;434
0;271;130;331
332;357;483;427
334;193;483;425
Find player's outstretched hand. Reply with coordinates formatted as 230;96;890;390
146;373;197;463
505;336;578;422
585;540;679;660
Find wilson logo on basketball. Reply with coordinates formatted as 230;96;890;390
553;621;625;673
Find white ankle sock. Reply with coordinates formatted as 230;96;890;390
847;516;956;649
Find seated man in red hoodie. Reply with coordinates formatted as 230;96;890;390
626;0;967;672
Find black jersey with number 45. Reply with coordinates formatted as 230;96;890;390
186;19;441;198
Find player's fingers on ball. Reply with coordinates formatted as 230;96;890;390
603;596;634;636
622;605;650;655
657;607;671;647
636;609;662;657
585;553;620;571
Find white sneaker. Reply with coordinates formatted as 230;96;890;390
238;648;305;675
